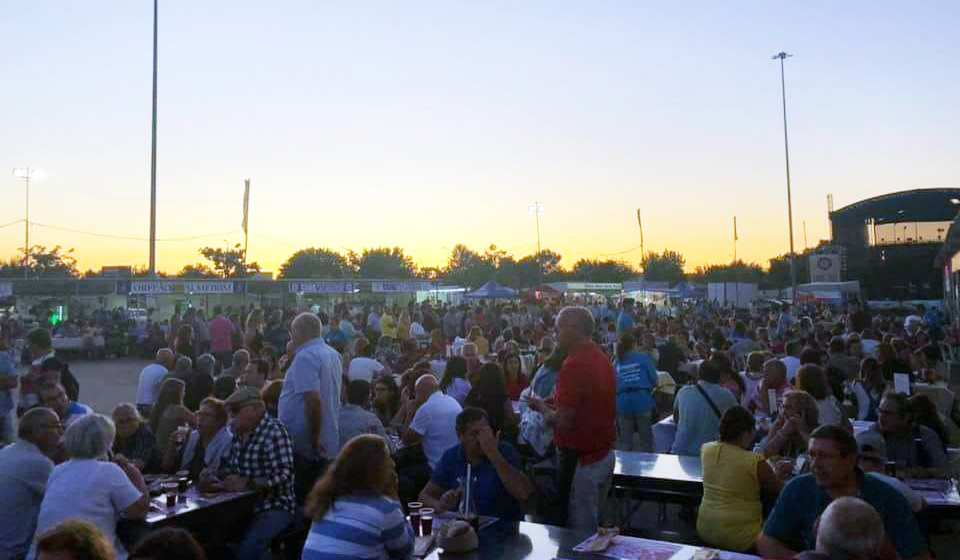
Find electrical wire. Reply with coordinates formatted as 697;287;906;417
28;221;241;242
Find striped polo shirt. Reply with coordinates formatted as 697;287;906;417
302;495;414;560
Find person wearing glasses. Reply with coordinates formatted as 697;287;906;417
0;408;63;560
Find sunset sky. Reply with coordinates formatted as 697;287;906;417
2;0;958;276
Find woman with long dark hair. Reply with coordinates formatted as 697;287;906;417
615;333;658;452
372;376;401;429
851;357;885;421
302;435;414;559
465;363;518;433
440;356;471;405
498;352;528;401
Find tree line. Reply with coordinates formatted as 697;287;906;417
0;243;809;290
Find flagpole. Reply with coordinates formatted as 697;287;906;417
243;179;250;271
734;216;739;308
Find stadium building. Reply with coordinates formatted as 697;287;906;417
830;188;960;301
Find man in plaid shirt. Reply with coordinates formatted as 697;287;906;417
211;387;295;560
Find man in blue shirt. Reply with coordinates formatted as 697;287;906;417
758;425;929;560
419;407;533;521
616;299;636;338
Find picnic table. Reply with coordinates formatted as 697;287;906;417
422;520;759;560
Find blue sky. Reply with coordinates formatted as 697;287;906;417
2;0;957;274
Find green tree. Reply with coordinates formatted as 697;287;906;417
351;247;417;278
177;263;218;278
694;259;765;283
571;258;636;283
767;253;810;289
641;249;685;285
443;244;495;288
279;247;354;279
199;245;262;277
0;245;79;278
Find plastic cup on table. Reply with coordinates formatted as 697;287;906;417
407;502;422;535
162;481;179;508
419;508;434;536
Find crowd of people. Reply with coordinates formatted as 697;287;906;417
0;296;956;560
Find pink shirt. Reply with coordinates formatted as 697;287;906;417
208;316;234;353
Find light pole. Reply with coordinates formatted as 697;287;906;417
12;167;45;278
773;51;797;297
149;0;159;275
528;201;545;286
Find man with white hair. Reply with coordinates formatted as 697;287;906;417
527;306;616;531
793;497;885;560
222;348;251;379
279;312;342;502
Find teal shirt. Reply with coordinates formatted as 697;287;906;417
762;471;927;558
614;352;657;415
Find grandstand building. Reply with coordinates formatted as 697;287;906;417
830;188;960;301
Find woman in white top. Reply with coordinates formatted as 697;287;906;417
796;364;849;429
30;414;149;560
850;357;885;422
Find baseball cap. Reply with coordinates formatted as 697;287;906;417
224;386;262;409
855;429;887;462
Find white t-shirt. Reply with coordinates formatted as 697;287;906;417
739;372;762;408
409;322;427;338
135;363;168;405
410;391;462;470
346;357;385;383
30;459;143;560
781;356;801;383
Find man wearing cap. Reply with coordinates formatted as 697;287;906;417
855;429;923;513
210;387;295;560
757;425;928;560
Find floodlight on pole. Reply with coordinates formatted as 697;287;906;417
148;0;159;276
528;201;545;285
12;166;44;279
773;51;797;297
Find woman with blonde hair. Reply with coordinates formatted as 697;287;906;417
35;519;115;560
468;325;489;356
301;435;414;559
759;390;820;458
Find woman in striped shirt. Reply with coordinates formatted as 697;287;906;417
302;434;415;560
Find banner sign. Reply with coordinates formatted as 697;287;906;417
809;254;841;283
372;281;434;292
288;281;355;294
118;281;236;294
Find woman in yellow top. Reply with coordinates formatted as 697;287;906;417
697;406;785;552
396;311;411;340
380;309;397;339
468;326;490;356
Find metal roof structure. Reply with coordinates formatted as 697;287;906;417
830;188;960;226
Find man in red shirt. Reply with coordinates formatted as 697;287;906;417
528;306;616;530
208;306;235;371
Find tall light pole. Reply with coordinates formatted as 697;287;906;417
773;51;797;296
12;167;44;278
528;201;545;286
149;0;159;275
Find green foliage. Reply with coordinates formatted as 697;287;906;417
279;247;354;279
178;263;218;278
199;245;261;277
0;245;79;278
351;247;417;278
693;259;765;283
571;258;637;283
641;249;685;284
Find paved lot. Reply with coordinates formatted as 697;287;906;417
35;357;152;415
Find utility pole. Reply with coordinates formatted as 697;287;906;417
773;51;797;296
637;209;644;271
149;0;159;275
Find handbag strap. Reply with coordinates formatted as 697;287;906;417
694;383;722;418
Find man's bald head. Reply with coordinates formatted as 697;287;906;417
156;348;174;367
415;374;439;402
291;312;323;345
815;497;884;560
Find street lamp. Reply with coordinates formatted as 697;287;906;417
528;201;545;285
148;0;159;276
772;51;797;297
12;166;45;278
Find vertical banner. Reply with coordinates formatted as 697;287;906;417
242;179;250;234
